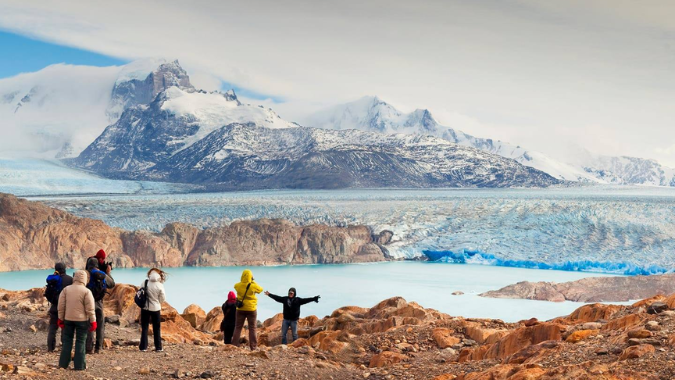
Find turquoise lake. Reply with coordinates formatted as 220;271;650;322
0;262;619;323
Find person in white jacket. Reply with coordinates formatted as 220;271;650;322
139;268;167;352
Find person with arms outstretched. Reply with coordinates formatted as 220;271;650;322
265;287;320;344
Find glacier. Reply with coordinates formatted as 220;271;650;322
0;158;192;196
27;186;675;274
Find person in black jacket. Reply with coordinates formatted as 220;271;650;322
47;262;73;352
220;291;237;344
264;287;320;344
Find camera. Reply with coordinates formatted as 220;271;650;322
99;261;113;272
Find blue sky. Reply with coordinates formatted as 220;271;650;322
0;30;127;79
0;30;279;101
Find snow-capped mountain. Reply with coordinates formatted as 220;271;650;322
71;86;559;189
580;155;675;187
72;85;297;175
305;96;595;183
305;96;675;186
0;58;194;158
107;59;195;120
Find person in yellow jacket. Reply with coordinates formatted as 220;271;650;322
231;269;263;350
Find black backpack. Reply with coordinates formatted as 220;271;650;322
134;280;149;308
87;269;108;301
44;273;63;304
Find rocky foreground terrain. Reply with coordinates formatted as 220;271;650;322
0;193;393;272
3;284;675;379
481;274;675;302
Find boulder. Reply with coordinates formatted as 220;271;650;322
181;304;207;329
647;302;668;314
201;307;223;333
619;344;655;360
601;314;643;332
463;322;509;344
432;328;460;349
369;351;407;368
565;329;599;343
627;329;652;339
476;323;563;360
564;304;621;323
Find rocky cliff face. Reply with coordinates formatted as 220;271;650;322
480;274;675;302
0;193;392;271
107;60;195;120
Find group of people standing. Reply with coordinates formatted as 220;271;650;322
46;260;319;371
47;250;115;370
221;269;321;349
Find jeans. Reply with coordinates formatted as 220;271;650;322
232;310;257;350
281;319;298;344
59;320;89;370
86;306;104;352
140;309;162;351
47;306;62;352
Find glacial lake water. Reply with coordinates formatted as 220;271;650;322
0;262;620;323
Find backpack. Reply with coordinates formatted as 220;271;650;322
134;280;149;308
44;274;63;304
87;269;108;301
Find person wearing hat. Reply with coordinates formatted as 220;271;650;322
264;287;320;344
220;291;237;344
47;262;73;352
85;250;116;354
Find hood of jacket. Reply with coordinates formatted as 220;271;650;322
85;257;99;271
73;270;88;285
148;271;161;282
227;291;236;303
240;269;253;283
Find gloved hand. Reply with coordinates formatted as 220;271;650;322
57;319;65;329
89;321;97;332
315;296;321;303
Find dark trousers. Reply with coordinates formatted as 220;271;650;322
281;319;298;344
86;306;104;352
223;323;235;344
59;320;88;370
232;310;257;350
47;307;62;352
140;309;162;351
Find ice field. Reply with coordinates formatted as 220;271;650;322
28;186;675;275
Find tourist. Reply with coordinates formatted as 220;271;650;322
85;255;116;354
264;288;320;344
220;291;237;344
57;270;96;370
46;262;74;352
231;269;263;350
139;268;167;352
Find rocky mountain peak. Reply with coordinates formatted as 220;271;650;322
107;59;195;120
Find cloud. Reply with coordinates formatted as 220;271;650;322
0;0;674;165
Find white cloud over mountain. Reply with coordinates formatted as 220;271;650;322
0;1;674;165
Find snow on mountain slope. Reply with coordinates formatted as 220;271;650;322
0;58;196;159
306;96;596;183
161;87;297;153
71;84;560;189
